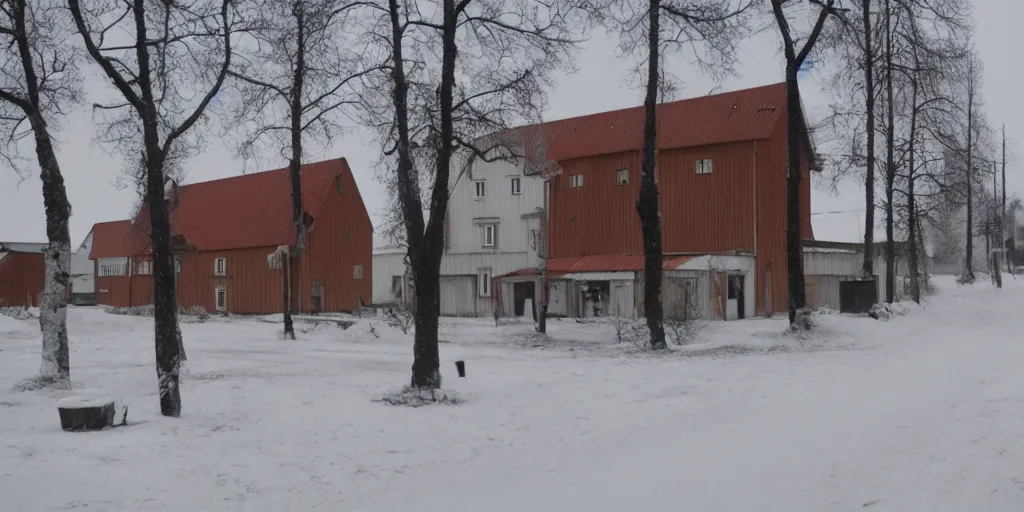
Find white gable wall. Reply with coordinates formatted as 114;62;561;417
372;251;408;305
440;150;547;316
71;231;95;295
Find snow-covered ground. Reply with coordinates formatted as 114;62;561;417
2;277;1024;511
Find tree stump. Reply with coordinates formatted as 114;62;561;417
57;396;115;431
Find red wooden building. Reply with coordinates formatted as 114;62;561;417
0;242;47;307
516;83;818;319
89;158;373;314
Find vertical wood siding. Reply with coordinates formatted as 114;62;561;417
548;140;759;260
546;108;813;318
95;164;373;315
297;165;373;313
0;252;44;307
94;258;134;308
754;116;814;317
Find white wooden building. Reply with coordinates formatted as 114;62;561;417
372;246;409;306
438;151;546;317
804;240;906;310
71;228;96;304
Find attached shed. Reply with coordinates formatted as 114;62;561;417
803;240;907;310
496;253;757;322
0;242;47;307
372;248;410;306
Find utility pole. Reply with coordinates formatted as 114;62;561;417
1003;125;1009;275
994;161;1003;288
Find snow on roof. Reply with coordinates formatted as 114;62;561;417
0;242;47;253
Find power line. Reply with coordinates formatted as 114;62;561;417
811;210;861;216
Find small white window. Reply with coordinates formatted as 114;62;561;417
140;261;152;275
569;174;584;188
474;180;485;198
100;264;123;277
391;276;403;297
616;169;629;185
478;268;492;297
175;258;181;273
482;224;497;248
214;257;226;276
215;286;227;311
696;158;713;175
353;264;364;280
511;177;522;195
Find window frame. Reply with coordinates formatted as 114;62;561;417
353;264;364;280
214;257;226;276
482;224;497;248
510;176;522;195
214;286;227;311
478;268;492;297
569;174;584;188
391;276;404;298
616;168;629;185
474;180;486;199
696;158;713;175
99;264;123;277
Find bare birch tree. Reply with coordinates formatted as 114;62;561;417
606;0;752;348
958;49;984;283
770;0;843;328
887;0;969;302
360;0;592;389
227;0;381;338
69;0;245;416
0;0;78;382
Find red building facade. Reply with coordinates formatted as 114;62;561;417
0;244;46;307
541;83;817;316
89;158;373;314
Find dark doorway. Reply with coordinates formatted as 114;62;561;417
512;281;536;320
728;275;745;320
840;279;877;314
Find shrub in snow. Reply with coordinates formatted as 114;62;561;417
384;306;413;334
869;302;909;321
0;306;36;321
790;308;814;331
106;304;210;323
105;305;154;317
182;305;210;322
375;386;463;407
606;316;641;344
11;374;71;392
957;272;976;285
665;318;705;346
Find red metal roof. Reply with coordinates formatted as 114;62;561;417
88;220;141;259
537;83;787;162
133;158;352;252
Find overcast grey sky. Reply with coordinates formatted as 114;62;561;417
0;1;1015;248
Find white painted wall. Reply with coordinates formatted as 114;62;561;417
680;255;756;319
372;251;408;305
440;148;547;316
71;231;95;294
804;248;903;302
